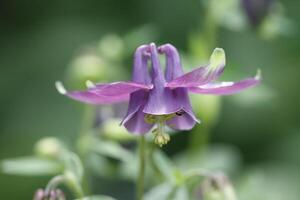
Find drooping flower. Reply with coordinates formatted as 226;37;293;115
56;43;260;146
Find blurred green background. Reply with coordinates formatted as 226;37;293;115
0;0;299;199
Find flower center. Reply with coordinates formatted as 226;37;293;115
144;111;184;147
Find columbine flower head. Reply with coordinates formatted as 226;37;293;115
56;43;260;146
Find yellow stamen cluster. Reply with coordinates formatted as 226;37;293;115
144;114;179;147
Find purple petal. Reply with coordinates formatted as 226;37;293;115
165;88;199;130
144;43;199;131
90;81;152;96
166;112;197;130
188;72;261;95
158;43;184;81
124;105;154;135
143;43;192;115
56;81;151;105
166;48;226;89
120;45;152;134
143;43;171;115
121;90;148;126
131;44;152;84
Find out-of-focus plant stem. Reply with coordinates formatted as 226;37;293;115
77;105;96;195
189;126;210;154
189;4;219;153
136;135;146;200
189;5;218;61
79;105;95;140
45;175;84;199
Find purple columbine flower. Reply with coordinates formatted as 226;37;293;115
56;43;260;146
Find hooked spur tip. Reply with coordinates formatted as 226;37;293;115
255;69;262;80
209;47;226;69
143;51;151;58
136;44;150;51
157;43;173;53
86;80;96;88
55;81;67;95
149;42;157;49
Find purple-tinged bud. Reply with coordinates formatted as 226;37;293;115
242;0;274;27
34;189;45;200
195;173;237;200
33;189;65;200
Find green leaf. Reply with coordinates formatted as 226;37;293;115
1;156;62;176
171;186;189;200
152;150;177;183
144;183;173;200
77;195;117;200
63;152;84;180
92;140;134;162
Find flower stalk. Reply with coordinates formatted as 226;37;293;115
136;135;146;200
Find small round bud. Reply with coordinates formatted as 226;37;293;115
101;118;134;142
98;34;124;60
67;54;108;88
33;189;44;200
33;188;65;200
196;174;237;200
35;137;62;159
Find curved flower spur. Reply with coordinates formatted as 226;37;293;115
56;43;261;146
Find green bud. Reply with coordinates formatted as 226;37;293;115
101;118;135;142
35;137;62;159
67;54;108;88
98;34;124;60
63;171;84;198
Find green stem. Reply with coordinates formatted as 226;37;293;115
45;175;84;199
189;126;210;154
45;175;65;193
136;136;146;200
77;105;95;195
80;105;95;139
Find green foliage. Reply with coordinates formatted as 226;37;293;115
78;195;117;200
1;157;62;176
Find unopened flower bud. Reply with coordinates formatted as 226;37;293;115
33;188;65;200
196;174;237;200
98;34;124;60
67;54;108;88
101;118;134;142
35;137;62;159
